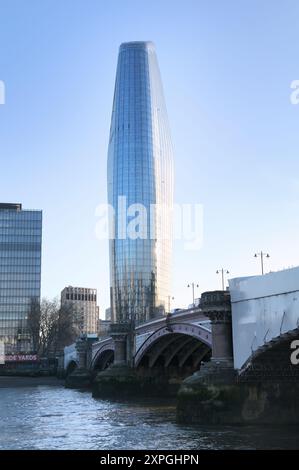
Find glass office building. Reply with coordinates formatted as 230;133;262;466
0;203;42;353
107;42;174;324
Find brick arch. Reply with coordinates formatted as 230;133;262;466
134;322;212;367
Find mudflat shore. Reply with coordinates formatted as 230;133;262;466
0;376;64;388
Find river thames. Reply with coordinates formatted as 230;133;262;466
0;379;299;450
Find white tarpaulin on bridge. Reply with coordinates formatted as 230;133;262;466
229;266;299;369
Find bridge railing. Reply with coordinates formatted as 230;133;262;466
135;307;207;333
91;336;112;350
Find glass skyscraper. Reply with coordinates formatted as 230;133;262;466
0;203;42;353
107;41;174;324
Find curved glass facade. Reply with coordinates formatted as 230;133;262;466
107;41;174;324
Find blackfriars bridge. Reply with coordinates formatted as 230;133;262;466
64;305;213;378
64;266;299;382
62;267;299;424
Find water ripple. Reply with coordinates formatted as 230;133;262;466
0;385;299;449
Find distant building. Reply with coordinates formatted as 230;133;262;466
0;203;42;353
105;307;111;321
61;286;98;335
97;318;111;337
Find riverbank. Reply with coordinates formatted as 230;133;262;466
0;376;64;388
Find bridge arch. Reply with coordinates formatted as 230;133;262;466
134;323;212;376
239;327;299;379
65;360;78;376
90;338;115;371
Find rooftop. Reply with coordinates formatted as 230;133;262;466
0;203;22;211
119;41;155;51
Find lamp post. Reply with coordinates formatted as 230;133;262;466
168;295;174;314
187;283;199;306
216;268;230;291
254;251;270;275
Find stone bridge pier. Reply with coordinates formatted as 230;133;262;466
178;288;299;425
180;291;235;385
65;335;98;389
109;323;131;366
202;291;233;366
92;322;139;398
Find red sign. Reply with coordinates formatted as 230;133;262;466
5;354;38;362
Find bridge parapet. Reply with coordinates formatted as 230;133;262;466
135;307;208;335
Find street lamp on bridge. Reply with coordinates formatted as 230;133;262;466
216;268;230;291
254;251;270;275
187;282;199;306
168;295;174;314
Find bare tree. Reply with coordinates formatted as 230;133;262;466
27;298;77;357
52;302;78;354
27;298;41;352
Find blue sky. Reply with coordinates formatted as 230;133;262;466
0;0;299;314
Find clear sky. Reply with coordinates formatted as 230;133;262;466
1;0;299;315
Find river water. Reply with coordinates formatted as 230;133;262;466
0;381;299;450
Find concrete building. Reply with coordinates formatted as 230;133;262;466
0;203;42;353
61;286;98;335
